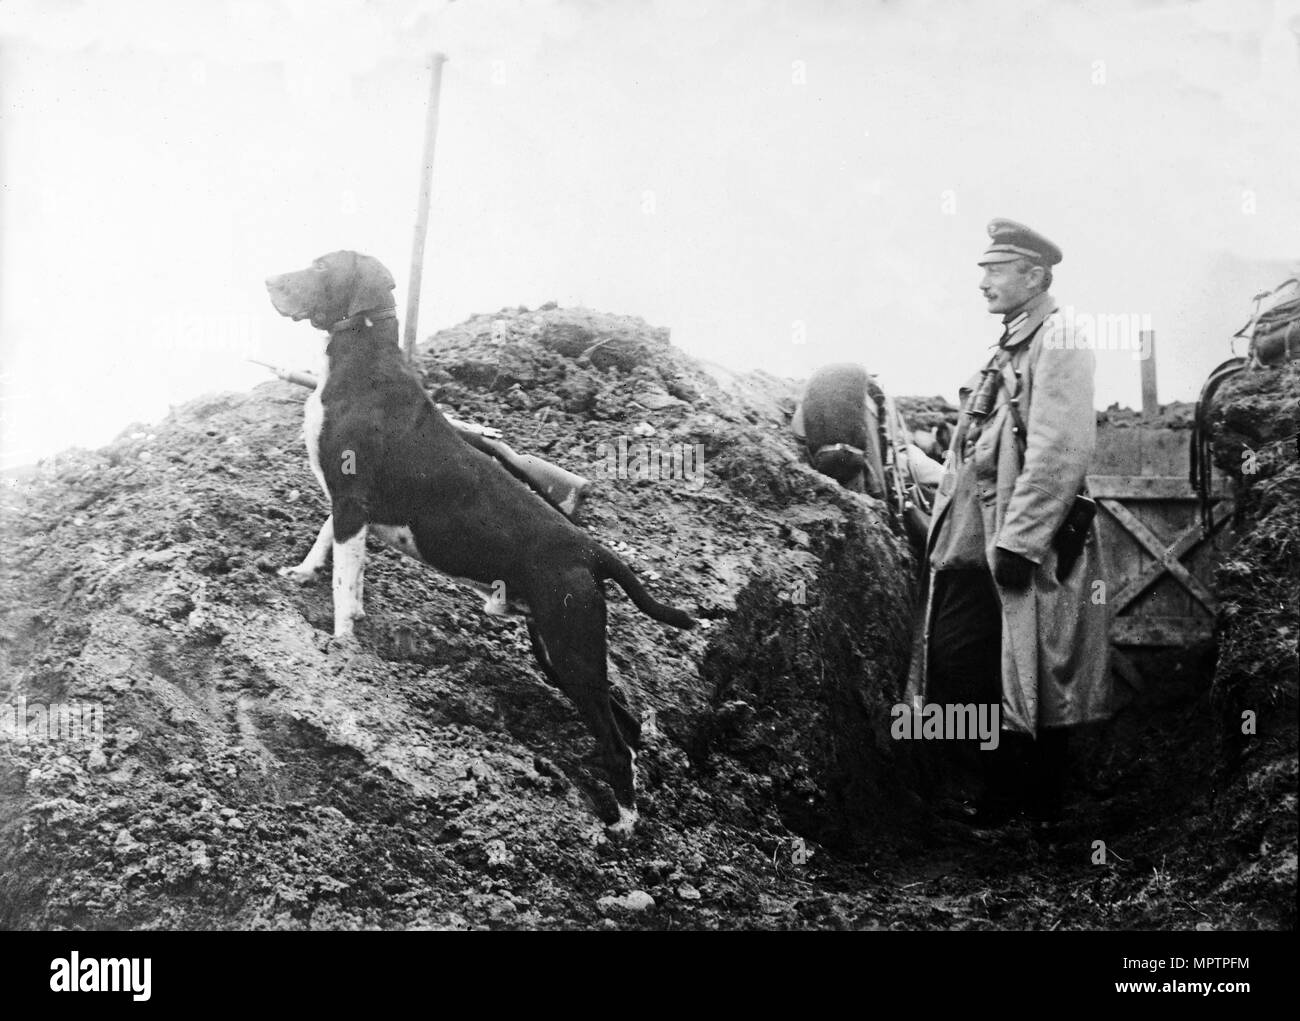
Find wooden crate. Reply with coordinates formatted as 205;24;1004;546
1087;426;1235;696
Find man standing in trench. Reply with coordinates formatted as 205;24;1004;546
910;218;1112;830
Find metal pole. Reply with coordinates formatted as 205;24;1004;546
404;52;448;363
1139;329;1158;416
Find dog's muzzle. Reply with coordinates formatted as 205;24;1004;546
266;277;310;321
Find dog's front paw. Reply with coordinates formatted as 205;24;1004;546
325;631;362;654
332;608;365;631
278;564;320;586
606;805;639;838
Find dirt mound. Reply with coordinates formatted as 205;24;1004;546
894;395;959;432
1204;362;1299;920
2;306;1292;931
1096;401;1197;430
1069;361;1297;930
0;306;924;929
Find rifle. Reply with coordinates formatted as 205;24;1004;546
1235;278;1300;367
249;360;589;519
877;390;933;550
248;359;319;389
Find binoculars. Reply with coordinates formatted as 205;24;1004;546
966;366;1003;419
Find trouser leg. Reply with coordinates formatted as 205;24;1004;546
1026;727;1069;821
927;570;1073;824
927;569;1001;706
981;732;1029;815
928;569;1018;814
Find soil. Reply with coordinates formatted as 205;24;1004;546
0;307;1293;930
1097;400;1198;430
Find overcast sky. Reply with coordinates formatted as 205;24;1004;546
2;0;1297;468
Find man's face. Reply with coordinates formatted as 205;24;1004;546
979;260;1042;315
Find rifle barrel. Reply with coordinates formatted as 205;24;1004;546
248;359;318;389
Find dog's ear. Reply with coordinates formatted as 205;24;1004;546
347;254;397;317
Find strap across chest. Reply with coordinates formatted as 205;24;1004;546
956;332;1036;455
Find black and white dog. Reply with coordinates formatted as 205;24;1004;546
265;251;694;831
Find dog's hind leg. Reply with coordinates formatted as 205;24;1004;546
531;575;638;833
526;619;563;690
280;515;334;585
610;695;643;749
529;619;642;750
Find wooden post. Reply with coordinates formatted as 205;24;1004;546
1139;329;1158;416
404;52;448;364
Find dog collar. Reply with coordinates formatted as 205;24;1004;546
329;306;398;332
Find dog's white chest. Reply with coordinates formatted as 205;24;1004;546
302;357;328;498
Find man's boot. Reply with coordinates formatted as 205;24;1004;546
1027;728;1068;832
965;732;1027;827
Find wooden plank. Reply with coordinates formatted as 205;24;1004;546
1140;332;1159;416
1111;616;1214;646
1089;467;1230;498
1092;423;1239;690
1087;475;1201;499
1093;429;1148;595
1094;508;1135;593
1100;498;1219;613
1112;648;1146;694
403;52;449;363
1137;498;1195;618
1103;499;1232;614
1097;496;1180;608
1138;426;1186;476
1094;428;1143;475
1184;501;1238;585
1110;518;1217;614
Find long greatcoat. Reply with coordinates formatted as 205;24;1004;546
907;291;1112;734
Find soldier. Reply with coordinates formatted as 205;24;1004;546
910;219;1112;830
790;363;945;551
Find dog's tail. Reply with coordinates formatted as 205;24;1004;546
595;547;695;630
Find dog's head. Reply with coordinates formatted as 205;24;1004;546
265;251;396;331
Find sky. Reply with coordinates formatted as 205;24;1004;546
1;0;1298;468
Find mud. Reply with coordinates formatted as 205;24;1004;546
0;308;1292;929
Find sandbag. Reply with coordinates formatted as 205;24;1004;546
1237;278;1300;367
793;363;886;497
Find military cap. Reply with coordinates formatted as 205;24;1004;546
977;218;1063;266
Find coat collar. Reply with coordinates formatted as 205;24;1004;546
1000;290;1057;350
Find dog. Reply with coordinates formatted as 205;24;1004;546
265;251;694;832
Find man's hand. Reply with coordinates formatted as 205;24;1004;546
994;547;1035;590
